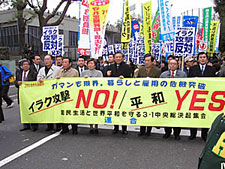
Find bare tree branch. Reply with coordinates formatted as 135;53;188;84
46;0;71;26
45;0;66;23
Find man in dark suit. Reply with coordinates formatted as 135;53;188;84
103;54;114;77
107;52;132;135
134;54;161;136
30;55;43;74
160;59;187;140
15;59;38;131
188;52;216;141
75;56;87;76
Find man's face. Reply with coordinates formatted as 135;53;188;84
169;59;178;71
33;56;41;65
22;62;30;71
56;57;63;66
77;58;85;67
145;56;153;68
44;55;53;67
62;59;71;70
108;55;114;63
198;54;208;65
114;53;123;64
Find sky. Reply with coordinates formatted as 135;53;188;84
50;0;214;24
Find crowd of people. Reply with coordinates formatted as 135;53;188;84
1;51;225;141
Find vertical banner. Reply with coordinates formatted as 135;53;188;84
89;0;110;59
114;44;122;52
50;35;64;56
159;0;175;41
139;22;144;37
207;21;220;55
121;0;131;49
152;43;160;60
131;20;140;41
136;36;145;64
152;9;160;43
215;23;220;52
42;26;59;52
78;0;91;56
177;16;181;28
102;38;109;61
172;17;176;30
143;0;152;54
203;7;212;43
174;27;195;57
108;45;114;54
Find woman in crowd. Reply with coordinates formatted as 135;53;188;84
81;58;103;134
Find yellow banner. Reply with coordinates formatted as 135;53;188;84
143;1;152;54
88;0;110;58
20;78;225;128
121;0;131;49
207;20;220;54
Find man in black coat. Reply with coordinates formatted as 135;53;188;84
188;52;216;141
15;60;38;131
0;70;4;123
30;55;43;74
75;56;87;76
107;52;132;135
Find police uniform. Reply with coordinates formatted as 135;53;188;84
198;113;225;169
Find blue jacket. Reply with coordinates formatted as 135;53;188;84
0;65;12;86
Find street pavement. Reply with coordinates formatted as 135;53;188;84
0;86;206;169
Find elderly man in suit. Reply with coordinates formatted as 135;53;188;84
188;52;216;141
134;54;161;136
15;59;38;131
107;52;132;135
56;57;79;135
37;55;61;131
160;58;187;140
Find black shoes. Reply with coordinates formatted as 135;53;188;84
60;130;69;134
163;134;170;139
138;132;145;136
90;129;94;134
19;127;30;131
188;135;196;140
122;130;128;135
175;136;181;140
112;129;119;134
45;128;53;131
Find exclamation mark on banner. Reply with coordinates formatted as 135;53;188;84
110;91;118;109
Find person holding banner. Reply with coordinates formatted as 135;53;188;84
56;57;79;135
134;54;161;136
188;52;216;141
160;59;187;140
15;59;38;131
103;54;114;77
81;58;103;134
75;56;87;76
107;52;132;135
37;55;61;132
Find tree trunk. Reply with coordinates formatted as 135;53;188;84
17;10;26;56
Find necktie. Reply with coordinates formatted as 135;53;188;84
23;72;26;81
172;71;175;78
201;65;204;75
81;68;83;72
